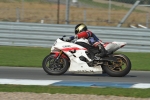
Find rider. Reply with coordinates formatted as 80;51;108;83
67;23;107;57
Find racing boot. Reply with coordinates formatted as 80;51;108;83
96;44;107;58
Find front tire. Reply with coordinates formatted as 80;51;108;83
103;54;131;77
42;54;70;75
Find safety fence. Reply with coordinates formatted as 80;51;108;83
0;0;150;27
0;22;150;52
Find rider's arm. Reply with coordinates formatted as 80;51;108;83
76;30;92;39
91;32;104;44
68;31;91;41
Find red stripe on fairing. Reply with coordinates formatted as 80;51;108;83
51;52;68;59
50;52;60;57
62;47;87;51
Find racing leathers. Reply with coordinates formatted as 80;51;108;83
69;30;107;57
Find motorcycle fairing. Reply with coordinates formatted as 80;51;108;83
51;38;102;72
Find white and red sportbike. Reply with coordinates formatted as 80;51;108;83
42;35;131;77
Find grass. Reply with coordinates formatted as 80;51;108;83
0;46;150;71
0;85;150;98
120;52;150;71
0;46;49;67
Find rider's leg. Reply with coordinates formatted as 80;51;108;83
89;38;107;57
92;42;107;58
97;44;107;57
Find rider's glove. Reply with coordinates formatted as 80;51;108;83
66;36;75;42
66;38;71;42
70;36;75;40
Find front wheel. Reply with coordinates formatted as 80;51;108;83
42;54;70;75
103;54;131;77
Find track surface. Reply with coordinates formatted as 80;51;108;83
0;66;150;83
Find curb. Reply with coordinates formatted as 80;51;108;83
0;79;150;89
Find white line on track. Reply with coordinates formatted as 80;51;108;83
0;78;150;89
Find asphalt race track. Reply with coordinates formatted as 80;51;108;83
0;66;150;88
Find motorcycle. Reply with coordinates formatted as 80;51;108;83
42;35;131;77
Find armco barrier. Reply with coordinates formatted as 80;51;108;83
0;22;150;52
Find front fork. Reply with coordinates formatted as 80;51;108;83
53;50;63;63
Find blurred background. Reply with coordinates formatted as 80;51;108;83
0;0;149;28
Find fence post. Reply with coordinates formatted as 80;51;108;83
16;7;20;22
57;0;60;24
146;13;149;28
108;0;111;23
21;0;24;21
65;0;70;24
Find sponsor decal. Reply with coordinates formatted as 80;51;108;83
62;47;87;51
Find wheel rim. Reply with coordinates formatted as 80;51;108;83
106;56;127;72
45;56;66;72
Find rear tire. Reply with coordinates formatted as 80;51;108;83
103;54;131;77
42;54;70;75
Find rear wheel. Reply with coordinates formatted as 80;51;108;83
42;54;70;75
103;54;131;77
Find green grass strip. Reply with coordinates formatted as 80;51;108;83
0;85;150;98
0;46;150;71
0;46;49;67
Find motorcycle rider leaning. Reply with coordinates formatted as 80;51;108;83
67;23;107;58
